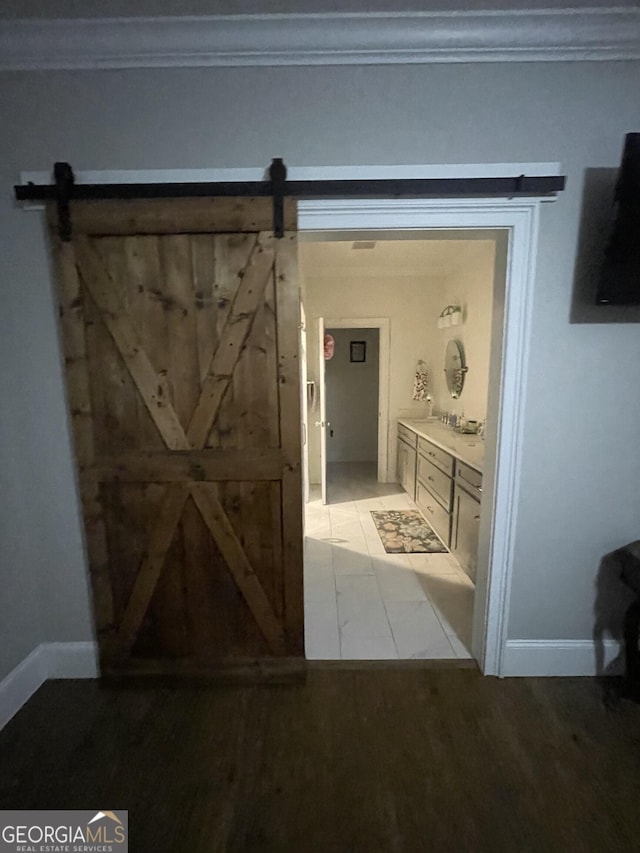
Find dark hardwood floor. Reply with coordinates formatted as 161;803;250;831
1;668;639;852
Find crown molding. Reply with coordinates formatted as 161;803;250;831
0;8;639;70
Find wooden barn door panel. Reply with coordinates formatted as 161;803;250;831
52;198;303;678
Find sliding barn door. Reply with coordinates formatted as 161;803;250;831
51;198;303;678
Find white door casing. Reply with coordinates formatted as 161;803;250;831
298;194;548;677
317;317;328;506
299;300;310;506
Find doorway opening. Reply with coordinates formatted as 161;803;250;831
314;317;391;501
325;326;380;504
299;224;510;667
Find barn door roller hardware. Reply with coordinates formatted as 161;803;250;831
269;157;287;238
53;161;74;242
14;159;566;242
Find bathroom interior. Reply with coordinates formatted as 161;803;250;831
299;231;506;661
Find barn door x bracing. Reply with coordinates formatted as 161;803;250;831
52;198;304;678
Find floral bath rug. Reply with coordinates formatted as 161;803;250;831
370;510;448;554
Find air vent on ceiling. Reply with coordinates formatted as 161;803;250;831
351;241;377;250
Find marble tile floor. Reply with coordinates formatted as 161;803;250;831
304;462;475;661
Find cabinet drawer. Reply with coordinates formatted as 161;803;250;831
397;423;418;448
417;437;454;476
417;455;453;512
416;482;451;547
456;461;483;501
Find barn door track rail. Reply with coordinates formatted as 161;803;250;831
14;158;566;242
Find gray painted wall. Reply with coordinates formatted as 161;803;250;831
0;60;639;680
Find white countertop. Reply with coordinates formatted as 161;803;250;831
398;419;484;474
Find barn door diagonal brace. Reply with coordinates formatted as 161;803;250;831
54;161;74;242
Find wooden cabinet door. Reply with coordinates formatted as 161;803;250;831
51;198;303;679
452;486;481;583
397;440;406;489
406;446;417;500
397;440;416;499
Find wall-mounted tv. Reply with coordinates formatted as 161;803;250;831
596;133;640;305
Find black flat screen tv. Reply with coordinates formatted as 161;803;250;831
596;133;640;305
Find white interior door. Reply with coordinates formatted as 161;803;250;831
320;317;390;484
299;301;310;505
317;317;328;505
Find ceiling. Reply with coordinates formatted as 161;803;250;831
299;237;497;281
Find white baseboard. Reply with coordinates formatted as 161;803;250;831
0;638;625;728
0;642;98;731
502;639;623;677
42;641;99;680
0;646;48;732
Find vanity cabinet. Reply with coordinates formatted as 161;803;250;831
415;437;454;546
417;437;454;477
396;425;417;499
452;462;482;581
455;461;482;502
452;491;480;583
415;481;451;546
397;421;483;582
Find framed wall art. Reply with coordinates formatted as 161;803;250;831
350;340;366;363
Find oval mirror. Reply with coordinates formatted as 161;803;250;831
444;339;468;399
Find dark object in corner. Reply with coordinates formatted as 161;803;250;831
613;541;640;700
596;133;640;305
